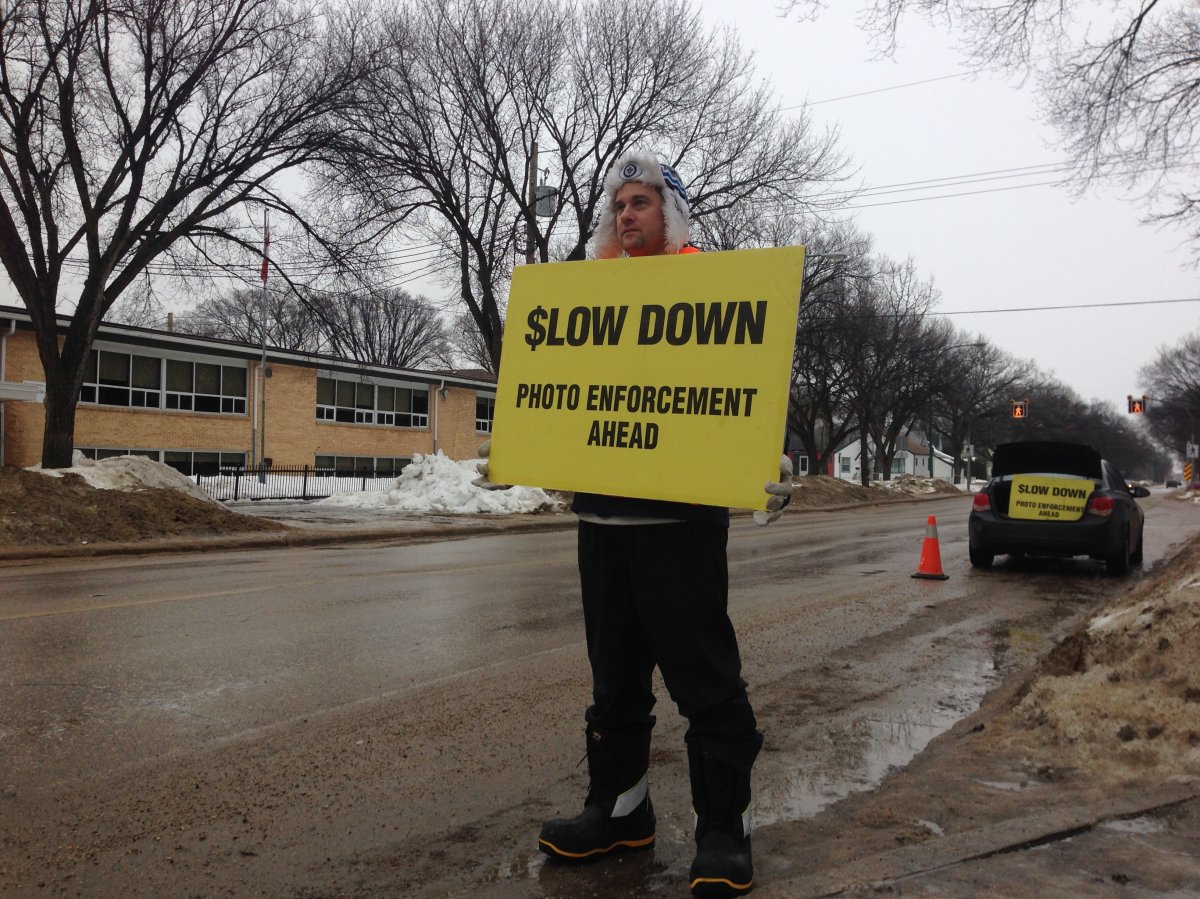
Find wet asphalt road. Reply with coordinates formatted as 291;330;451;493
1;492;1197;897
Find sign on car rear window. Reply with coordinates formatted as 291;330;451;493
1008;475;1092;521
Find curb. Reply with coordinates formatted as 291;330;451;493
0;515;579;563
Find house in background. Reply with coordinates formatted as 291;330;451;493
827;430;956;483
0;305;496;474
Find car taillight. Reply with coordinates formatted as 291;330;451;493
1087;495;1114;517
972;492;991;512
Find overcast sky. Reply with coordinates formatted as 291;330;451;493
705;1;1199;411
3;1;1196;416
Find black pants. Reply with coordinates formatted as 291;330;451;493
578;520;758;747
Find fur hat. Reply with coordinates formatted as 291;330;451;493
589;150;691;259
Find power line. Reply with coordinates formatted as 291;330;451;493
937;296;1200;317
832;149;1200;207
844;177;1064;209
855;160;1067;194
795;69;999;109
58;245;446;279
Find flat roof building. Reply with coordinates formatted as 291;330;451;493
0;305;495;475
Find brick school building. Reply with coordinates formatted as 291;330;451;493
0;305;495;475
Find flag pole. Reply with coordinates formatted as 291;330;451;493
259;208;269;474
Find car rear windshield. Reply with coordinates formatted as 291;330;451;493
991;441;1102;480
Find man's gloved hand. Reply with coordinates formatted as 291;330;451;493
471;439;513;490
753;454;793;526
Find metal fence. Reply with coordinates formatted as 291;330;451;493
195;466;398;501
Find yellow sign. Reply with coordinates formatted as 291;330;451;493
488;246;806;510
1007;474;1093;521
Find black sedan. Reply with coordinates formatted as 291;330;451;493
968;441;1149;576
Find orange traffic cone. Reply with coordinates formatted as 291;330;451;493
912;515;950;580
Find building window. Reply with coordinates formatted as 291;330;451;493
795;454;809;475
316;376;429;428
76;447;245;476
80;350;246;415
79;349;162;408
165;359;247;414
892;456;906;475
315;455;411;477
840;457;851;475
78;446;160;461
476;395;495;432
163;450;247;476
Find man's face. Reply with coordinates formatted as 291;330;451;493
613;181;667;257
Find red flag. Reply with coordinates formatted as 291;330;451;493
260;215;270;283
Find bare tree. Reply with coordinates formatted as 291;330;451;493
321;0;849;372
958;362;1167;477
932;338;1023;482
860;261;942;481
828;256;940;486
314;287;453;369
0;0;374;467
105;280;169;329
448;312;497;374
786;1;1200;253
787;222;874;474
1139;330;1200;455
174;289;326;353
316;0;549;374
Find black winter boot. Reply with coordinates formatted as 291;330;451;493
687;734;763;897
539;726;655;862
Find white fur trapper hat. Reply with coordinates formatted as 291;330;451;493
589;150;691;259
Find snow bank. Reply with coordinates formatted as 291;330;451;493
29;452;216;503
317;451;561;515
876;474;962;496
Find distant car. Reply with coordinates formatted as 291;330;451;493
1166;479;1182;488
968;441;1149;576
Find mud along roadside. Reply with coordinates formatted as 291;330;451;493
759;531;1200;897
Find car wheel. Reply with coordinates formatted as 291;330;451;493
969;543;994;569
1106;535;1131;576
1130;533;1144;565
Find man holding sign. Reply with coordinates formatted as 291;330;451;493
479;151;793;897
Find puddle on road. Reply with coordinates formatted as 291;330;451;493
1101;816;1167;835
757;648;1000;827
477;626;1010;894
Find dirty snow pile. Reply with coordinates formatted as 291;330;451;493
988;533;1200;786
317;451;561;514
877;475;963;496
29;451;216;503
